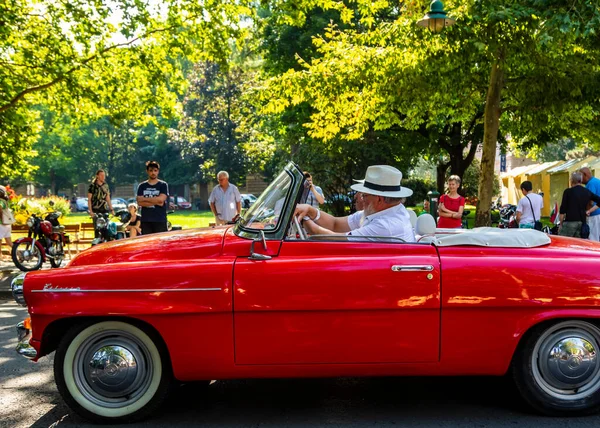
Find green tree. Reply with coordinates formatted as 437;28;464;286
261;0;600;226
170;62;252;184
1;0;253;175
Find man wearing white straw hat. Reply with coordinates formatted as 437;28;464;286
295;165;416;242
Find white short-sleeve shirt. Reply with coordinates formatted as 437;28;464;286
517;193;544;224
208;184;242;221
346;204;416;242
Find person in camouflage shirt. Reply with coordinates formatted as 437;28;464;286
87;169;114;238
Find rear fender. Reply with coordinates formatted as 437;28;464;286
13;237;46;262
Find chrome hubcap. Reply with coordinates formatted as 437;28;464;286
73;330;153;408
533;321;600;400
88;346;140;397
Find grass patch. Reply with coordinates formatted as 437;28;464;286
62;211;216;229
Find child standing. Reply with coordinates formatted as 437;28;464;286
0;186;15;261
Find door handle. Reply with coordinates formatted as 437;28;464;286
391;265;434;272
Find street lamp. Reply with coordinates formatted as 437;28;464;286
417;0;456;33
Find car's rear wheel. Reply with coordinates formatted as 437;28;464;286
513;320;600;416
54;320;172;423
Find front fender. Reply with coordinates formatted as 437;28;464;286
13;237;46;262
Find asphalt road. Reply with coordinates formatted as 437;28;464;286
2;298;600;428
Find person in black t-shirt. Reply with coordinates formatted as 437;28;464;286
126;203;142;237
136;161;169;235
559;171;600;238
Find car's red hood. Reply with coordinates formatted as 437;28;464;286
68;226;230;267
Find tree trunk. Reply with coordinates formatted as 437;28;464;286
476;56;505;227
436;162;449;194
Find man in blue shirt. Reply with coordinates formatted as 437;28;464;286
580;167;600;241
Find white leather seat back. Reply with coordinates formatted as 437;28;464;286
415;213;436;236
406;208;418;229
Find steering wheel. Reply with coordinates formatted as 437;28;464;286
290;215;307;240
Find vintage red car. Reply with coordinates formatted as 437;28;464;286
11;162;600;423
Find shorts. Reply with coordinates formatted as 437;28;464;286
519;223;534;229
0;224;11;239
559;221;583;238
141;222;168;235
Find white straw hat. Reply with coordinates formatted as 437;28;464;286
351;165;413;198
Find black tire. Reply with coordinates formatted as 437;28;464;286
49;240;64;268
54;320;173;424
512;320;600;416
11;241;43;271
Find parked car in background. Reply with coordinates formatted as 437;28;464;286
241;193;257;209
169;196;192;210
75;197;88;212
111;198;128;212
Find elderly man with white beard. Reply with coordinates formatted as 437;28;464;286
294;165;416;242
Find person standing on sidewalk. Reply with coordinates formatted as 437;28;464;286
209;171;241;225
87;169;114;238
516;181;543;229
0;186;15;262
136;161;169;234
300;171;325;208
559;171;600;238
580;167;600;241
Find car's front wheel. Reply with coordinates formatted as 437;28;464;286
513;320;600;416
54;320;172;423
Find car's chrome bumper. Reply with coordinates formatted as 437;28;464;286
15;320;37;360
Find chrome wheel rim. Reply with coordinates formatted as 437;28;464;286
52;241;64;266
532;321;600;400
15;242;41;269
73;329;154;408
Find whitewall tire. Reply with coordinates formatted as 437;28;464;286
54;320;172;423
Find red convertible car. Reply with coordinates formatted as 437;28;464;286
11;163;600;423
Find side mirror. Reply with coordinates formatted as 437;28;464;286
249;230;271;261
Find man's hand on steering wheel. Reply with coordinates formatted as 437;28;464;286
294;203;311;221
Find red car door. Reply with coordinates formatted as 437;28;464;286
233;240;441;365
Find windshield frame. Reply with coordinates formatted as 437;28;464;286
234;162;304;241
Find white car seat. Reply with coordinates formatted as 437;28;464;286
415;213;436;242
406;208;418;229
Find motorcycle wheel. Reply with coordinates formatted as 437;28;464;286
11;241;43;272
50;240;64;268
167;221;172;231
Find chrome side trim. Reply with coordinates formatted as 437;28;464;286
391;265;434;272
32;287;222;293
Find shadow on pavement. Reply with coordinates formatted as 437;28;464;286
28;376;530;427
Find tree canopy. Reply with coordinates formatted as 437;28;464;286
0;0;252;177
260;0;600;223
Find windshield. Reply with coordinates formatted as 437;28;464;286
239;170;293;230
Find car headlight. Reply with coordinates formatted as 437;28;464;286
26;217;34;228
11;273;27;307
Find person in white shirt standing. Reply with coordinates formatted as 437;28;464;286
209;171;242;225
516;180;544;229
295;165;415;242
